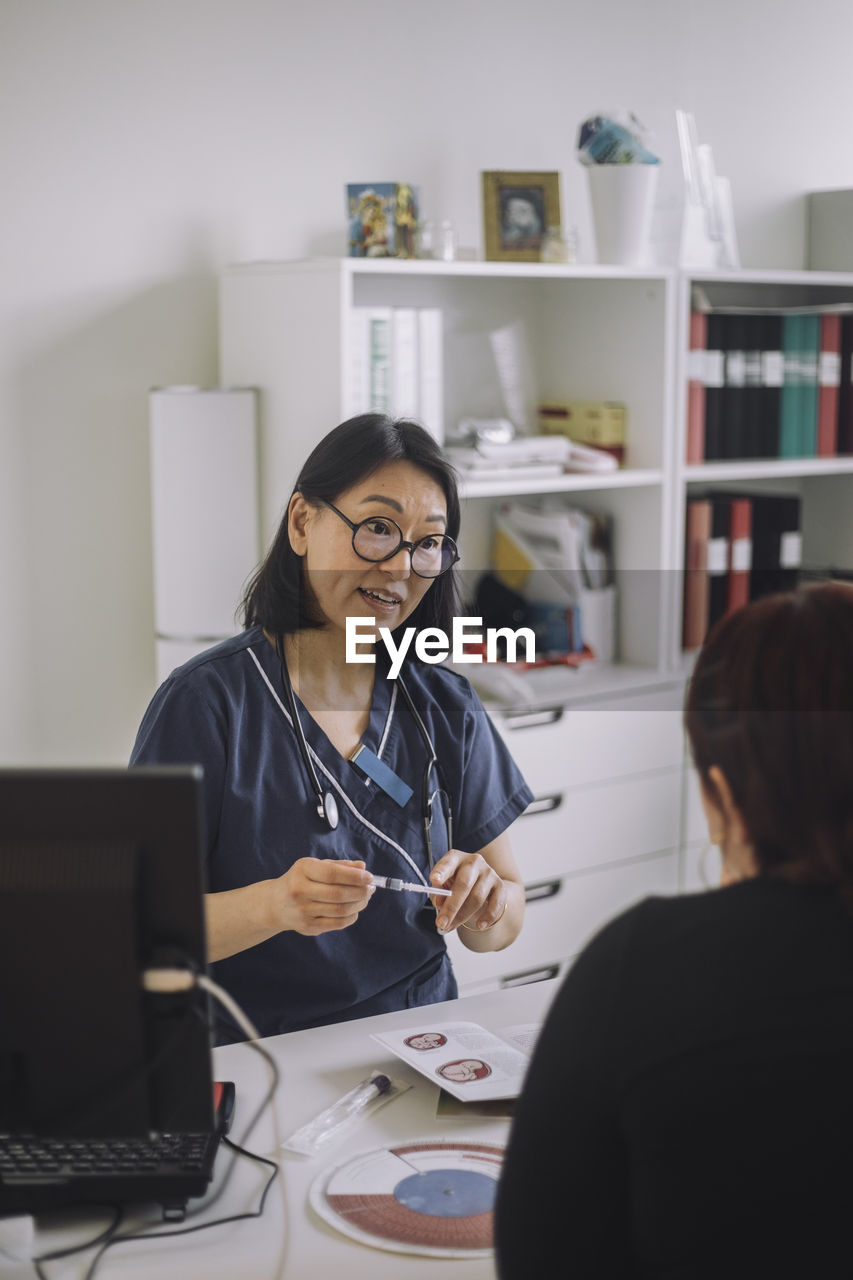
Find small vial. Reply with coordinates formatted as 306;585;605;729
540;225;578;264
438;220;458;262
416;219;436;259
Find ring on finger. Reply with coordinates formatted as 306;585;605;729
460;897;507;933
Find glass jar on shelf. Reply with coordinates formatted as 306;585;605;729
540;225;578;264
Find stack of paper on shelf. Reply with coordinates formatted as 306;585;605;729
446;434;617;482
446;435;570;482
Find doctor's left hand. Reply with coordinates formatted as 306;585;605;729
429;849;506;935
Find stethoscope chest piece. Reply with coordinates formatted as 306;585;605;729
319;790;339;830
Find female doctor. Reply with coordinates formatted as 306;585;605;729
131;413;532;1042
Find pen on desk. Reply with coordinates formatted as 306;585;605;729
370;874;452;898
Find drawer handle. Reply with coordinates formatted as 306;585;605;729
521;794;563;818
500;963;561;989
524;878;561;903
503;705;564;730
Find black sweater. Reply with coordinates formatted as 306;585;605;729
496;878;853;1279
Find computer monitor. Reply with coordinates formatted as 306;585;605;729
0;766;214;1139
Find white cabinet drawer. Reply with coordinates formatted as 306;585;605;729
453;957;571;999
511;768;682;880
446;850;679;988
495;701;683;792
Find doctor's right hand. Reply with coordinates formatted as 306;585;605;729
273;857;376;936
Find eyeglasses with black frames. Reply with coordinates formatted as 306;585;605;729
323;501;459;579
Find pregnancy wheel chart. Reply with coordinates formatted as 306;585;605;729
309;1139;504;1256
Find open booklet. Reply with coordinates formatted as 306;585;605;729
371;1020;541;1102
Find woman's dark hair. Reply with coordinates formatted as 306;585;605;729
242;413;461;637
684;581;853;910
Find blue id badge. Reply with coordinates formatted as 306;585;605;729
349;744;413;808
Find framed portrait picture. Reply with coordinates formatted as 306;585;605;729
482;171;561;262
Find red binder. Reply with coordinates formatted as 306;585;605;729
683;497;711;649
817;312;841;457
726;496;753;612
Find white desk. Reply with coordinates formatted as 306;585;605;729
22;979;559;1280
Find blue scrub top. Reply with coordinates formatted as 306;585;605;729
130;626;533;1041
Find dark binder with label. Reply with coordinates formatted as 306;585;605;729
703;314;727;461
837;314;853;455
741;314;764;460
705;491;754;616
760;313;784;458
706;495;730;629
722;315;747;459
683;497;711;649
748;493;802;600
780;314;802;459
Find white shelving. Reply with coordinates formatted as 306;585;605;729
220;256;678;686
684;457;853;483
459;467;663;499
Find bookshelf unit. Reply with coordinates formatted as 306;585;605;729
672;268;853;662
219;258;853;994
675;268;853;885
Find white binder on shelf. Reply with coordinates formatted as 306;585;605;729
418;308;444;445
391;308;419;418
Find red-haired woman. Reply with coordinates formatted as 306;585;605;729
497;582;853;1279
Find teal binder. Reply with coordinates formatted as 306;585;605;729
799;314;820;457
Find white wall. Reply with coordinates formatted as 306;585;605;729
2;0;853;763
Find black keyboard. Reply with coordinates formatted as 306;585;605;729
0;1130;221;1216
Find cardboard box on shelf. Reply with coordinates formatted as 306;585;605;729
539;400;627;464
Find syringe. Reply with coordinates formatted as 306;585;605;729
370;874;452;897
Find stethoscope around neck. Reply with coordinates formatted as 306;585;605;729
274;634;453;854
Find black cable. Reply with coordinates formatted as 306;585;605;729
73;1134;279;1279
184;1027;280;1219
28;973;281;1277
30;1204;124;1280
